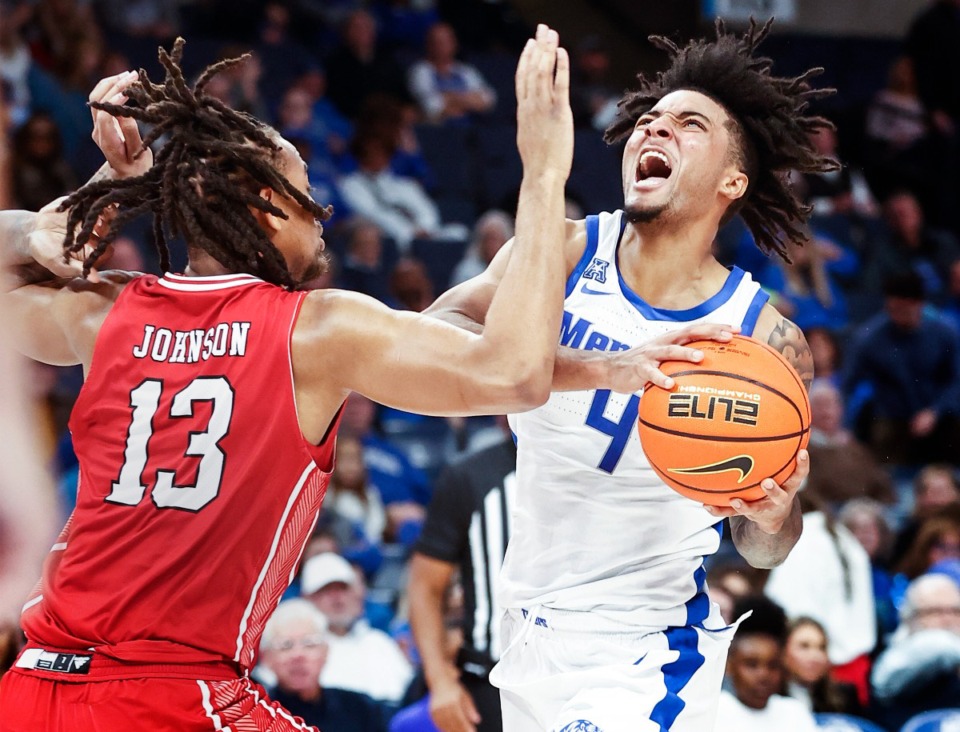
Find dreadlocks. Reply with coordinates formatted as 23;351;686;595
59;38;331;288
605;18;838;260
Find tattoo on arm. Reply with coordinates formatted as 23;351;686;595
766;317;814;390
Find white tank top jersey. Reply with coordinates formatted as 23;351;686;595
503;210;770;629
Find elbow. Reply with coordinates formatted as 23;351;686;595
510;373;551;411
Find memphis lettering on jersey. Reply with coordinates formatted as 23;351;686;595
559;310;631;352
132;322;251;363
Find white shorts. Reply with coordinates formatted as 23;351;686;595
489;607;739;732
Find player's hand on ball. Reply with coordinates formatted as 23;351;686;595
515;24;573;181
606;323;738;394
704;449;809;534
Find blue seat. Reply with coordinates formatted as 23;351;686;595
815;714;886;732
899;709;960;732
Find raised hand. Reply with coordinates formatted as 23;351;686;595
515;24;573;181
88;70;152;179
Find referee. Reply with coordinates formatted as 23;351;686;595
408;419;516;732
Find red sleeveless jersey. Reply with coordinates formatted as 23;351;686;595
21;273;338;673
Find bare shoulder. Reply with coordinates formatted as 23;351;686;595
752;303;814;390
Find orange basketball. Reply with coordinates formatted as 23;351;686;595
637;334;810;506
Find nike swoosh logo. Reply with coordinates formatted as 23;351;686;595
580;283;612;296
668;455;755;483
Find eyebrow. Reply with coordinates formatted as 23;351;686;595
642;110;713;125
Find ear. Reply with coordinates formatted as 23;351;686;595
252;187;285;236
720;168;749;203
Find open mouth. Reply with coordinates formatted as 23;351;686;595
635;149;673;183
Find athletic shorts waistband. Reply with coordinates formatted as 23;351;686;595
14;644;242;682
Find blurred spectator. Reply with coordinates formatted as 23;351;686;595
895;515;960;584
260;598;389;732
843;272;960;465
870;573;960;730
31;0;102;88
0;0;34;128
339;217;394;302
95;0;180;41
904;0;960;136
339;393;431;507
407;21;495;126
300;68;353;158
891;464;960;565
327;436;389;545
339;132;467;252
254;2;323;114
840;498;900;641
389;257;434;312
373;0;440;55
765;494;876;705
798;125;877;220
408;420;515;732
200;45;269;120
450;209;513;286
569;35;620;131
755;235;852;332
350;94;432;188
864;56;931;201
302;552;415;703
866;190;960;303
325;9;408;119
783;617;863;716
715;595;819;731
10;112;77;211
806;327;843;386
278;85;341;174
804;379;894;506
706;559;759;624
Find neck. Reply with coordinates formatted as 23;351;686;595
617;216;729;309
295;686;322;703
184;248;234;277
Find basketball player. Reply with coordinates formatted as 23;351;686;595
0;26;572;731
425;20;835;732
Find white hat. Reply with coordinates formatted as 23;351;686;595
300;552;357;596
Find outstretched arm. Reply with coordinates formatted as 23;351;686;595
298;26;573;424
711;304;812;568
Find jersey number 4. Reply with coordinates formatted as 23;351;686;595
106;376;235;512
585;389;640;473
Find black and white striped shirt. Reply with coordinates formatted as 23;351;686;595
414;438;516;664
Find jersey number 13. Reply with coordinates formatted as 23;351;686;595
106;376;235;512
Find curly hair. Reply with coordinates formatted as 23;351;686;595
605;18;839;260
58;38;331;288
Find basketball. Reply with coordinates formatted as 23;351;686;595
637;334;811;506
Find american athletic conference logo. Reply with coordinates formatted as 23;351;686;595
558;722;603;732
583;258;609;283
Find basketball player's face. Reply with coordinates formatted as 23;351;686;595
621;90;741;225
272;140;329;286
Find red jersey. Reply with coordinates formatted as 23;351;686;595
21;273;338;674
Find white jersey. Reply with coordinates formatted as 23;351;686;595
502;210;769;628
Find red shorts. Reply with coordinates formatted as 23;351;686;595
0;670;318;732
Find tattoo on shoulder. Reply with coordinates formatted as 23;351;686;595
766;318;814;391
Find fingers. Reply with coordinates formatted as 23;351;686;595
515;39;534;102
88;70;138;106
535;26;559;100
517;24;564;105
554;47;570;102
660;323;738;346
